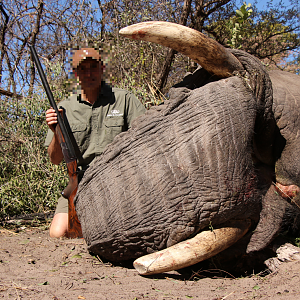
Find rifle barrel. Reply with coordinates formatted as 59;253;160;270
29;45;76;160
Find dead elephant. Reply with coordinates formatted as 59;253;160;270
74;22;300;275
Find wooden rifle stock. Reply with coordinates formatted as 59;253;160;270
55;124;82;238
29;45;82;238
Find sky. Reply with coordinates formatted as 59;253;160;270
242;0;299;34
247;0;297;10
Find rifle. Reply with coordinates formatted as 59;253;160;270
29;45;82;238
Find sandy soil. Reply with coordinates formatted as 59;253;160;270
0;226;300;300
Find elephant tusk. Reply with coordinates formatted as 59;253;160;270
133;219;251;275
119;21;244;78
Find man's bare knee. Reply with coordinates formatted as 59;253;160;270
49;213;68;238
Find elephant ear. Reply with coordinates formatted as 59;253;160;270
270;70;300;188
248;71;300;253
230;49;276;166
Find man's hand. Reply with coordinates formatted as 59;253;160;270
46;107;64;165
46;107;63;132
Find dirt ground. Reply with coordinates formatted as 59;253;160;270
0;226;300;300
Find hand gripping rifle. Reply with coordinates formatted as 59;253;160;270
29;45;82;238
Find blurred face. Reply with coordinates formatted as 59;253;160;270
74;58;104;90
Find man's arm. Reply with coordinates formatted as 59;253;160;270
48;132;64;165
126;92;147;128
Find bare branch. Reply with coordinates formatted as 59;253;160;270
0;87;22;99
28;0;44;96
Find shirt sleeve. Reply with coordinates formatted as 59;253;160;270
125;92;147;128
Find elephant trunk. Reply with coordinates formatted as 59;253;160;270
133;219;251;275
119;21;244;78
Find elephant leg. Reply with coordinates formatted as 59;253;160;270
133;219;251;275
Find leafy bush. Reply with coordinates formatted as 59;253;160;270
0;69;69;219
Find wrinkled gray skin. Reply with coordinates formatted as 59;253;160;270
74;49;300;262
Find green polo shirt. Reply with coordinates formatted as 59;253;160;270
45;82;146;169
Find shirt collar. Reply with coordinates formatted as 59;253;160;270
74;81;113;106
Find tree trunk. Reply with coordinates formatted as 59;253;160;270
157;0;233;93
156;0;192;92
0;4;9;85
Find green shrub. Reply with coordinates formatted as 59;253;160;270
0;73;69;219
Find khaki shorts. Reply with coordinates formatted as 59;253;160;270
54;196;68;214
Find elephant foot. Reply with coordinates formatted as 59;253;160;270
133;219;251;275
